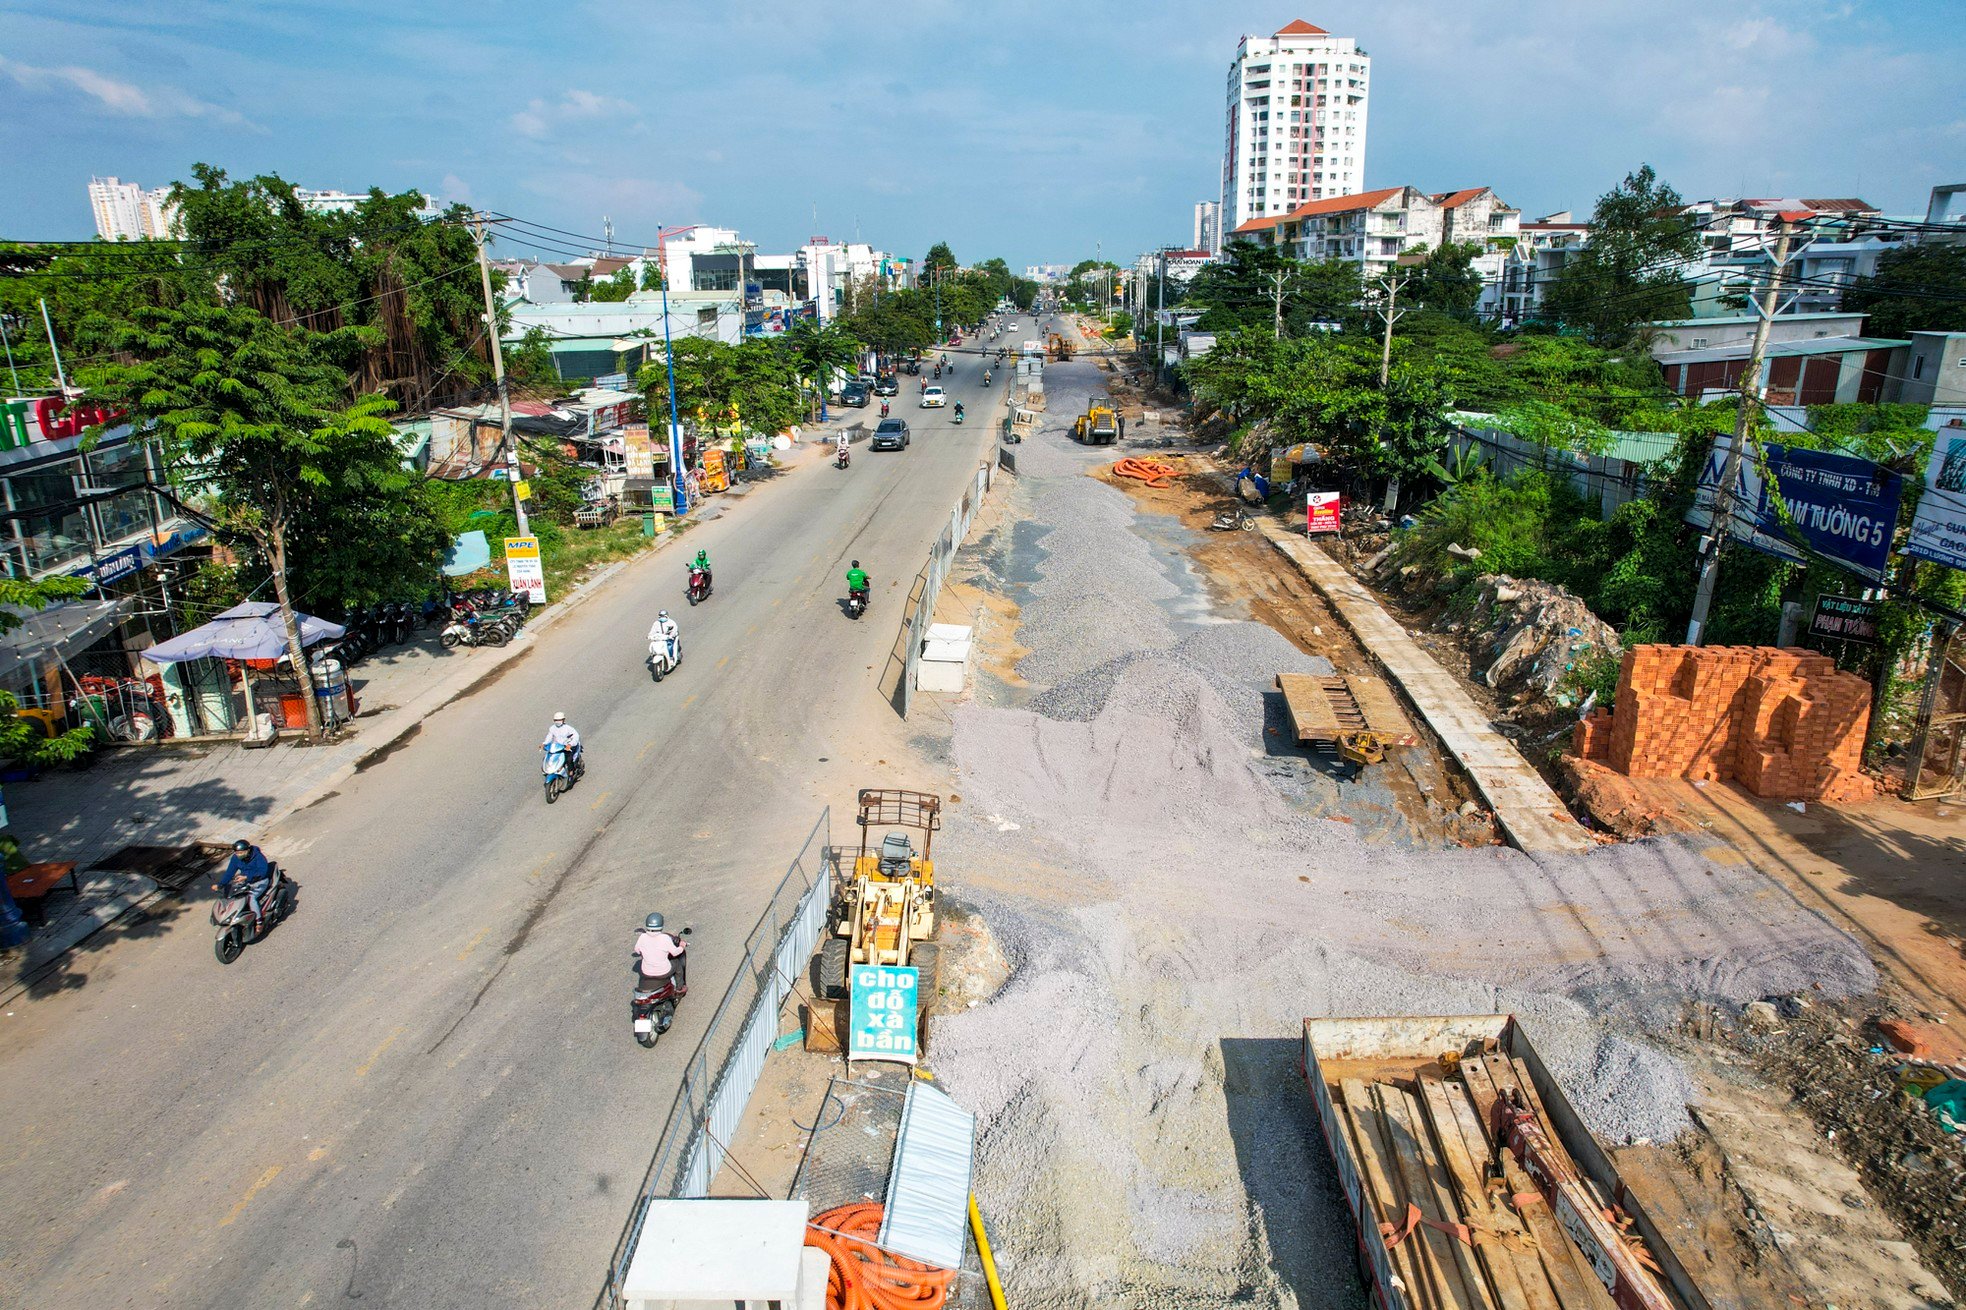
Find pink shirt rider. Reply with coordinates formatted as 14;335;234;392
634;930;686;978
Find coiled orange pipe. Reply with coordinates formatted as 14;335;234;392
1113;456;1178;488
806;1202;954;1310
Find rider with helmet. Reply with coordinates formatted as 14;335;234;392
543;711;582;772
212;839;273;924
633;912;688;988
845;559;869;600
648;609;680;666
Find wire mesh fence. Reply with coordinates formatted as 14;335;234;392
604;806;834;1305
791;1077;994;1310
897;461;994;719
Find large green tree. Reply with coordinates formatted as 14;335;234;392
1406;242;1485;319
82;302;423;738
1542;164;1701;346
1186;241;1362;335
1843;244;1966;339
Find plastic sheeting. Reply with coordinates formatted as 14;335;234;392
879;1081;975;1271
143;602;345;664
443;530;492;577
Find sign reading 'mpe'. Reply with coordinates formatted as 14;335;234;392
848;965;919;1064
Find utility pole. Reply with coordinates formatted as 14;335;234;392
1686;219;1796;646
1269;268;1295;340
39;299;68;390
1156;249;1167;373
470;214;528;535
1372;273;1408;385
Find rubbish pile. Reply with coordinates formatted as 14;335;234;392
1458;574;1619;708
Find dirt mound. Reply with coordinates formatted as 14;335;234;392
1459;573;1619;707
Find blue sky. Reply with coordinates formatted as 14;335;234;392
3;0;1962;268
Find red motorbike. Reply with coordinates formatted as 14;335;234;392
631;927;691;1047
686;566;712;606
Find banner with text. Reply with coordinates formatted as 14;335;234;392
1306;491;1342;535
504;535;547;605
1692;437;1903;583
1905;426;1966;573
848;964;919;1064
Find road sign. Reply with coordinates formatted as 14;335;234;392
504;535;547;605
1809;593;1880;644
1691;437;1903;583
1906;423;1966;572
848;964;919;1064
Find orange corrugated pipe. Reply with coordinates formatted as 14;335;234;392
806;1202;954;1310
1113;457;1178;488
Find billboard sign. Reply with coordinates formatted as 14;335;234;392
1693;437;1903;582
1905;424;1966;572
1306;491;1342;535
503;535;547;604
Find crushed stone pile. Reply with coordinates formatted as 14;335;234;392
928;369;1876;1309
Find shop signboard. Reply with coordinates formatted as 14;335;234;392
1692;436;1903;583
648;484;674;513
1905;424;1966;572
1;395;132;468
1808;593;1880;644
1306;491;1342;535
79;546;145;585
504;535;547;604
847;964;919;1064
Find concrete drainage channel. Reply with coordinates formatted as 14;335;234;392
914;363;1879;1307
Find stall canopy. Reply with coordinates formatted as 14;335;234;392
0;599;127;683
143;602;344;664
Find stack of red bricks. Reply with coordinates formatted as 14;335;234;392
1571;645;1876;803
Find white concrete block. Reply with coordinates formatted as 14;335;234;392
915;659;966;693
622;1199;809;1309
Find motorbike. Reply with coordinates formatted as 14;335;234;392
440;610;514;648
983;370;992;385
631;925;692;1047
953;409;965;426
647;633;681;682
686;566;712;606
543;741;585;803
835;446;850;470
212;865;298;965
846;584;869;621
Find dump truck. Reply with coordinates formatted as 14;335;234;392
1303;1015;1707;1310
1072;397;1124;445
818;789;942;1003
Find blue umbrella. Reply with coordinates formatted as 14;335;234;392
144;602;346;664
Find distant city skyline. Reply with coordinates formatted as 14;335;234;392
4;1;1962;265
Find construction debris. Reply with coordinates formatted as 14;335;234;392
1461;575;1620;706
1574;646;1877;802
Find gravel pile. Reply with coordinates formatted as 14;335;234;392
930;366;1876;1308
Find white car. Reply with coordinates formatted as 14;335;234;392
920;386;947;408
1006;322;1020;331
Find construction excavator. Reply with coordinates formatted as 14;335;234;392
1046;331;1074;361
819;789;942;1004
1073;396;1124;446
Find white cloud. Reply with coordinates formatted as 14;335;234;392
0;54;257;129
440;172;474;204
509;90;638;141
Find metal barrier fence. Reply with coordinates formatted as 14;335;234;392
897;461;995;719
603;806;834;1304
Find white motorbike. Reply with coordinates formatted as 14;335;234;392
543;741;584;803
647;634;682;682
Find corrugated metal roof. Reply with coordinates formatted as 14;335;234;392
878;1082;974;1272
1656;335;1909;365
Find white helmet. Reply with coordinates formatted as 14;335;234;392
553;712;566;724
658;609;669;620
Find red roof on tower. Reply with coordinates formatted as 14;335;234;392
1275;19;1329;36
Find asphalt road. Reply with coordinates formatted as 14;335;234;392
0;348;1008;1307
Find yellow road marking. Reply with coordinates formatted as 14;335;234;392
589;789;612;811
307;1145;329;1162
746;624;758;638
637;740;656;761
682;694;697;707
218;1165;282;1227
771;597;781;607
717;656;729;669
456;925;490;961
356;1026;406;1077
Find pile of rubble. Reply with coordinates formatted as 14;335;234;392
1455;574;1620;709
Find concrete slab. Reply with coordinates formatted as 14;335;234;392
1258;523;1592;854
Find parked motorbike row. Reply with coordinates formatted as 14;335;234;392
330;600;426;665
440;589;533;649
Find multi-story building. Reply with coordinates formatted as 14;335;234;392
87;176;179;240
1492;215;1589;325
1193;201;1221;255
293;187;442;221
1230;185;1516;284
1220;20;1370;238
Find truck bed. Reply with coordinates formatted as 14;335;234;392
1303;1016;1707;1310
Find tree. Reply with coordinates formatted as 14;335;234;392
587;268;638;303
640;261;664;292
1186;241;1361;335
782;318;862;412
82;301;410;739
923;243;958;276
636;337;800;438
1406;242;1485;319
1843;244;1966;339
1542;164;1701;346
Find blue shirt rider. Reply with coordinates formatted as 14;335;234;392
215;839;273;921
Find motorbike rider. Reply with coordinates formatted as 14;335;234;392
633;913;688;1024
836;430;851;464
879;398;890;418
212;838;274;925
953;401;965;423
845;559;870;602
648;609;680;666
690;548;712;591
543;711;582;773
